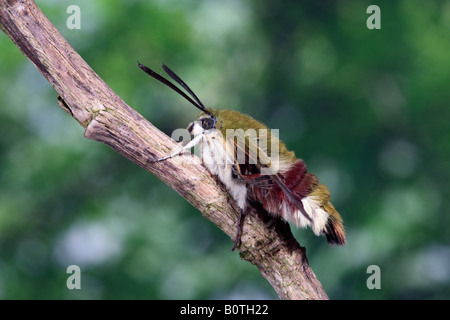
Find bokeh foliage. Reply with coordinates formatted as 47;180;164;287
0;0;449;299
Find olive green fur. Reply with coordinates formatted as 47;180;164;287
204;109;297;165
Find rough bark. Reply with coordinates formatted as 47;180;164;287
0;0;329;300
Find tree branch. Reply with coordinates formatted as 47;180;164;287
0;0;329;300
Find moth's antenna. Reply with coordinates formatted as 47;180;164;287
162;64;206;111
138;62;213;116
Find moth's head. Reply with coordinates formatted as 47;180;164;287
187;112;217;136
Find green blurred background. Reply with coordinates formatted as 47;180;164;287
1;0;449;299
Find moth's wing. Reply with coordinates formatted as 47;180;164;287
224;130;312;222
152;133;203;162
223;129;278;176
270;174;312;222
221;129;272;190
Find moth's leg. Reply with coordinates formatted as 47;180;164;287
245;175;274;189
266;214;281;230
230;164;246;183
151;134;203;162
231;165;274;189
231;207;246;251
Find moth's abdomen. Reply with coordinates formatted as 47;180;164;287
251;159;346;246
309;184;346;245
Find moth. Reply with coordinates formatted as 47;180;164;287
138;62;346;251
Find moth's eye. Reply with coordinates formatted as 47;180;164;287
201;117;215;130
187;122;194;133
